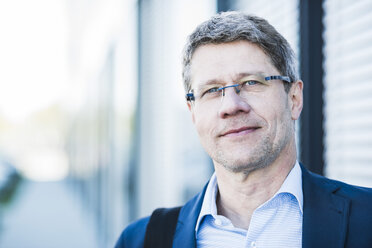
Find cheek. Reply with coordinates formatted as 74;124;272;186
270;99;293;136
193;109;216;138
252;94;290;129
250;97;273;123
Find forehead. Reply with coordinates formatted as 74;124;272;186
190;41;279;87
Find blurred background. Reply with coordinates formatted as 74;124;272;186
0;0;371;247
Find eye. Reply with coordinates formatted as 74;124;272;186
242;80;260;86
202;87;220;96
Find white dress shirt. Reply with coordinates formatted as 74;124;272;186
195;162;303;248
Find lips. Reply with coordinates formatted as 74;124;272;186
220;126;260;137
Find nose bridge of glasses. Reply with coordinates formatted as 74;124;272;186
220;83;241;96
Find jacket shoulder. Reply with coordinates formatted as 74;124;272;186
302;164;372;200
114;216;150;248
308;169;372;201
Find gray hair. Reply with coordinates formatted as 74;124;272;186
182;11;299;93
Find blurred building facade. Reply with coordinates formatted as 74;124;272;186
66;0;138;246
323;0;372;187
65;0;372;247
66;0;215;246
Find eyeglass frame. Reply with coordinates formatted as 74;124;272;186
185;75;292;101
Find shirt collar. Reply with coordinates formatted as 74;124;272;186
276;161;303;213
195;172;218;232
195;161;303;232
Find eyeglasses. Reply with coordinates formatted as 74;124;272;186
186;75;291;103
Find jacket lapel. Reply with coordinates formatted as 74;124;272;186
172;183;207;248
301;164;350;248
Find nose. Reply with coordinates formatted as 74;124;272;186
218;86;251;118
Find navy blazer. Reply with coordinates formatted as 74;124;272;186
115;165;372;247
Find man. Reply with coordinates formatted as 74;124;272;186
116;11;372;248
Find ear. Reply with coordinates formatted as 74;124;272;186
289;80;303;120
187;101;195;123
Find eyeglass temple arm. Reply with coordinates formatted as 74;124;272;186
186;93;195;101
264;75;291;83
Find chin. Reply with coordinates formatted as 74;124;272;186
225;159;270;174
213;145;280;174
213;152;264;173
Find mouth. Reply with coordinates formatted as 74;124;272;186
220;126;260;137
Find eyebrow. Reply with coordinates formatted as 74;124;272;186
234;72;266;81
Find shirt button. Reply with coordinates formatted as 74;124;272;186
214;218;222;226
250;241;257;248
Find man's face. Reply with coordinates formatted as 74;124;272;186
187;40;303;173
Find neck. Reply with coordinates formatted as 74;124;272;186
214;141;297;229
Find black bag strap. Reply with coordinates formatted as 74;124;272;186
144;206;182;248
